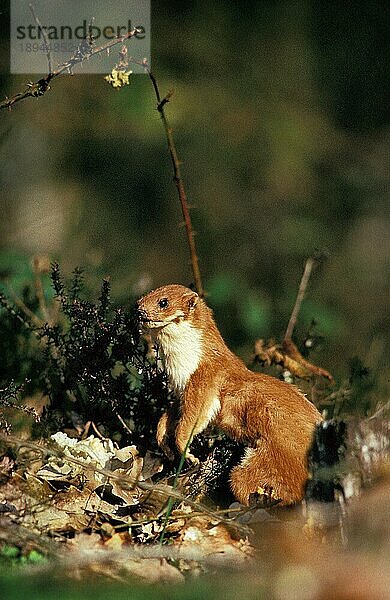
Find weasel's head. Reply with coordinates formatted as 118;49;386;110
137;284;200;332
137;285;203;391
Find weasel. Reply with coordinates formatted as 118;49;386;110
137;284;322;505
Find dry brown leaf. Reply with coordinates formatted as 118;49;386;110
31;485;94;532
141;450;164;480
35;434;145;507
163;517;186;534
0;472;77;535
109;446;144;505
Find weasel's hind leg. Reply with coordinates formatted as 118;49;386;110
229;442;308;506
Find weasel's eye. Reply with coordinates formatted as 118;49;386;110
158;298;169;309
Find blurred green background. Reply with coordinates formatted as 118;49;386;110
0;1;389;384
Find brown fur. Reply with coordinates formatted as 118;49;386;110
138;284;322;505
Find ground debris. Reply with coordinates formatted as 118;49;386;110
0;432;254;581
1;415;388;587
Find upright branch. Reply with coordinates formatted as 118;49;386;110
136;63;204;297
284;256;316;343
254;254;333;382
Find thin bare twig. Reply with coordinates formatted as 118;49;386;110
29;3;53;75
115;412;133;436
90;421;105;439
284;256;316;343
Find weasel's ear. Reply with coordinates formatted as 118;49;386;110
186;291;199;311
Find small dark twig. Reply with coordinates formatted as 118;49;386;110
157;90;173;112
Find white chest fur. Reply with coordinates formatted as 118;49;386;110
157;320;202;394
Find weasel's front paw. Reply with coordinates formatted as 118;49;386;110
184;451;199;466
